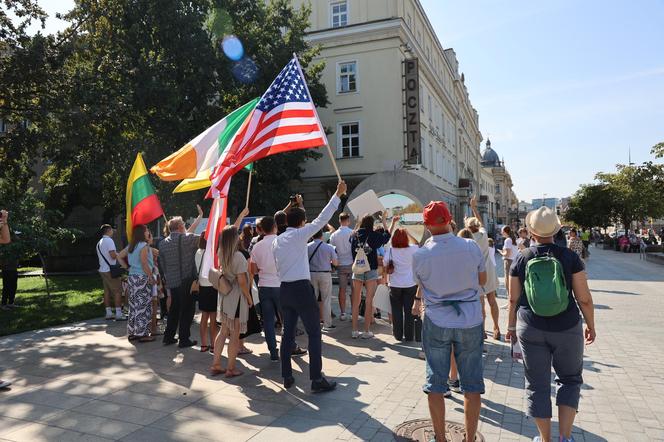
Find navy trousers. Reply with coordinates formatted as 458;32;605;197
280;280;322;380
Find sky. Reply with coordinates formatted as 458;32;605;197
29;0;664;203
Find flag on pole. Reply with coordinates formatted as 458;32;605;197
150;98;259;190
126;153;164;241
200;180;230;280
208;55;326;197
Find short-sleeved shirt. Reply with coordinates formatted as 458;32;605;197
510;243;583;332
250;234;280;288
387;245;419;288
412;233;486;329
503;237;518;260
96;236;117;272
194;249;211;287
308;239;337;272
128;242;154;276
329;226;354;266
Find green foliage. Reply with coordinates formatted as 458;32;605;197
594;163;664;230
0;275;103;336
652;141;664;159
565;184;613;229
2;0;327;226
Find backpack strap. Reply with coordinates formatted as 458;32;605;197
309;241;324;263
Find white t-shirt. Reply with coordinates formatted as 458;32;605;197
250;234;281;288
194;249;211;287
96;236;117;272
503;237;518;260
489;246;497;267
329;225;354;266
387;245;419;288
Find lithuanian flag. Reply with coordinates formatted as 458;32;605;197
151;98;259;193
126;153;164;241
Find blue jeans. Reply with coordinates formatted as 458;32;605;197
258;286;281;358
280;280;322;380
422;315;485;394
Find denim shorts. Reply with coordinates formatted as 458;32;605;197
422;315;485;395
352;269;379;282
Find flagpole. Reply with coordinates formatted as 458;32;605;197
293;53;342;183
245;168;253;209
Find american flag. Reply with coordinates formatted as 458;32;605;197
209;56;326;197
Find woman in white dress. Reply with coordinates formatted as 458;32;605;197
466;197;501;340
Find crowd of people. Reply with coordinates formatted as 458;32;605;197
0;181;605;441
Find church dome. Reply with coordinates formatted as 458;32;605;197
481;138;500;167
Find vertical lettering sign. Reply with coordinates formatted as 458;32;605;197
404;58;420;164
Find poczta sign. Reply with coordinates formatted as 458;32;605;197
404;58;420;165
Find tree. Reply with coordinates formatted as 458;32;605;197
595;163;664;231
652;141;664;159
35;0;326;221
564;184;613;229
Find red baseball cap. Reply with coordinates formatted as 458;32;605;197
423;201;452;226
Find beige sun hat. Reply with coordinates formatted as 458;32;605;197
525;206;561;237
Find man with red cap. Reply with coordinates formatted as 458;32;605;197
412;201;487;442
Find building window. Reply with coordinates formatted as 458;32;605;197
495;184;500;194
331;1;348;28
337;61;357;93
338;122;360;158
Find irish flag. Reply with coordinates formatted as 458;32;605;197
151;98;259;193
126;153;164;241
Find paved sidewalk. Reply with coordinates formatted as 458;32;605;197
1;246;663;441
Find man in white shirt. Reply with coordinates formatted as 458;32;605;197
96;224;125;321
250;216;284;362
272;180;346;393
329;213;353;320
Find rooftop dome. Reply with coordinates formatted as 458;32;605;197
480;138;501;167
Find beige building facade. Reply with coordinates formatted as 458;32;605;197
292;0;516;229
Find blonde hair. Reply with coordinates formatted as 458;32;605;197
218;225;239;276
458;228;474;239
465;217;481;229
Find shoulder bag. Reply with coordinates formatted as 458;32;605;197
385;248;395;275
190;249;204;296
97;242;125;279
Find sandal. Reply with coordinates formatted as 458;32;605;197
138;336;156;343
200;345;210;353
128;335;139;341
209;366;226;376
225;369;243;378
494;330;502;341
238;348;253;355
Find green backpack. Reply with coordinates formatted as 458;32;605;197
523;248;569;317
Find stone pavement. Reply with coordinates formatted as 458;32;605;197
1;246;663;441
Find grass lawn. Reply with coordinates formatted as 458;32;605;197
0;275;105;337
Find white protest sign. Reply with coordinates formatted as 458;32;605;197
346;190;385;217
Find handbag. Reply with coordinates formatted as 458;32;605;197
190;250;204;296
352;240;371;274
385;248;395;275
208;267;233;295
97;243;125;279
240;304;262;339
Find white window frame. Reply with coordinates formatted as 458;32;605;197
336;60;358;94
337;121;361;159
330;1;348;28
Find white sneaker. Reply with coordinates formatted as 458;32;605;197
0;379;12;389
351;330;360;339
361;331;374;339
339;313;347;321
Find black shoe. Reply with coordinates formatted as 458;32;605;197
163;337;177;346
331;312;337;319
311;377;337;393
374;312;381;319
178;339;197;348
270;351;280;362
284;376;295;389
291;347;307;357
